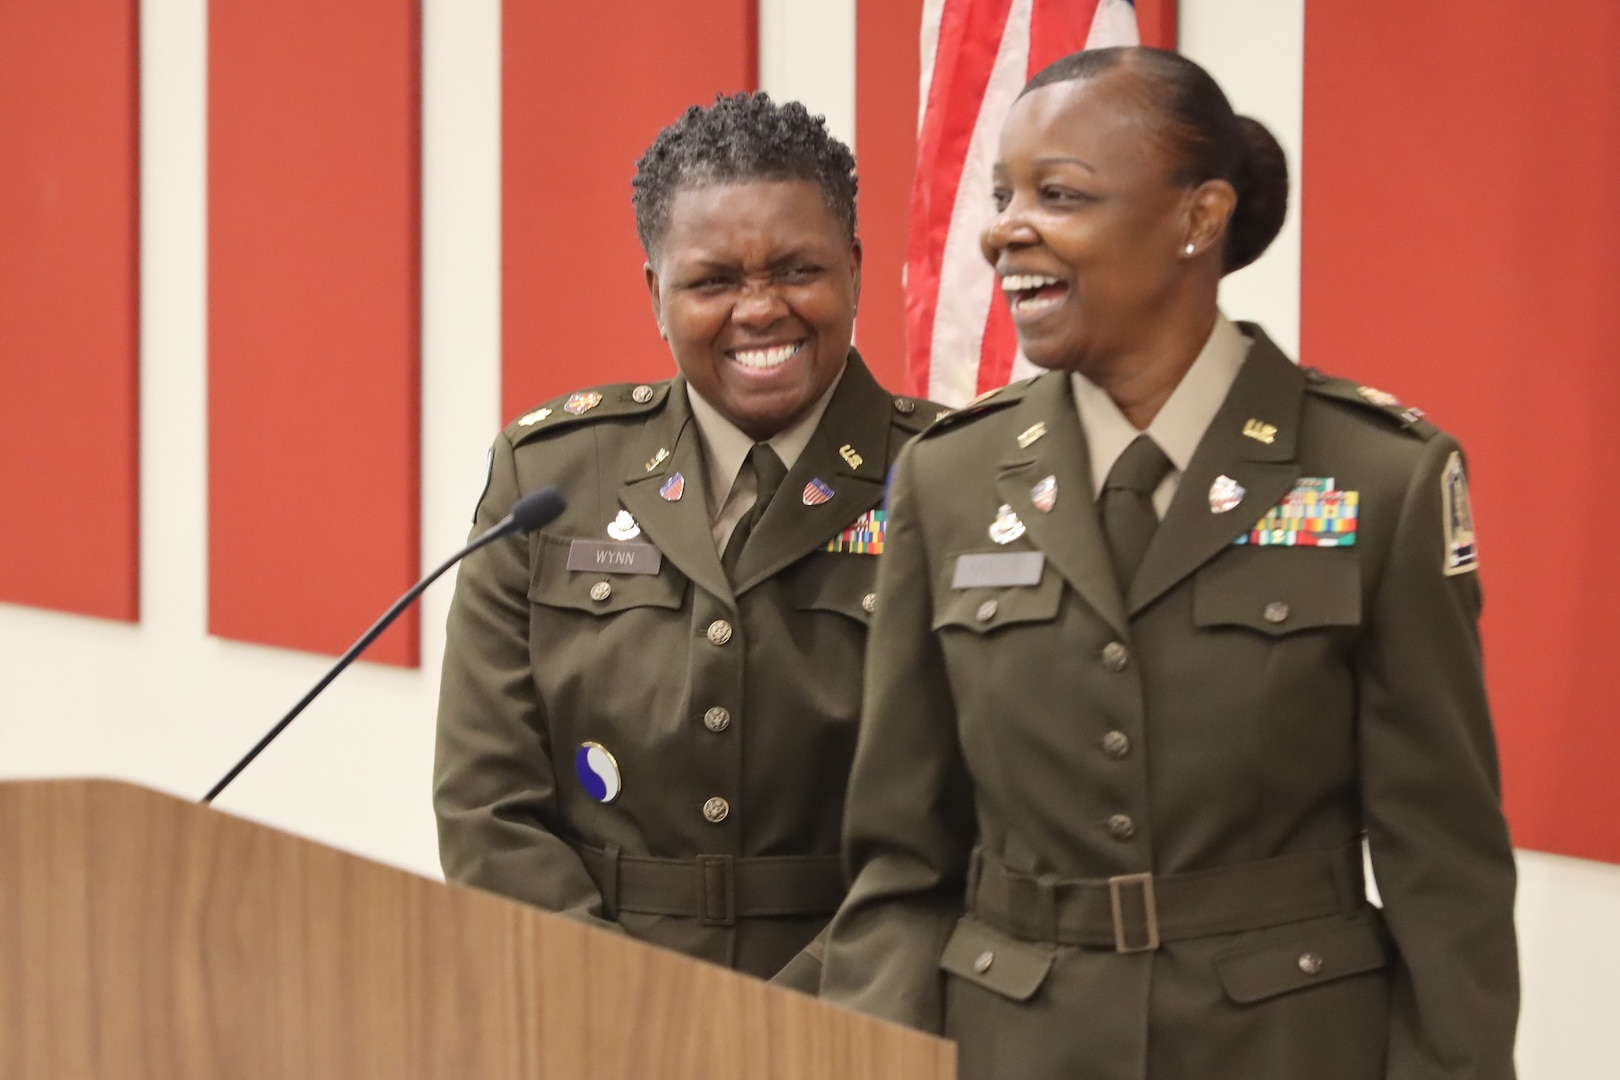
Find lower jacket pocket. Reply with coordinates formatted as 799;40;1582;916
939;916;1055;1002
1214;916;1392;1004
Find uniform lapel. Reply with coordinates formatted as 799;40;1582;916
993;372;1130;638
1127;329;1305;616
730;351;890;596
618;381;735;609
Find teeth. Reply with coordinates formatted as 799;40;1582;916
731;342;801;370
1012;293;1064;316
1000;274;1061;293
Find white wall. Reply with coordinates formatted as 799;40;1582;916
0;0;1615;1073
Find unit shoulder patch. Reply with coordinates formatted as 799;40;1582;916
507;380;672;445
1301;368;1438;440
1441;451;1479;575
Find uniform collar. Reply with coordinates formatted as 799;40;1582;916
1071;311;1251;496
687;362;847;521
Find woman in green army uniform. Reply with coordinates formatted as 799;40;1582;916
434;93;937;990
821;48;1519;1078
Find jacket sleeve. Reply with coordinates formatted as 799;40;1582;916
432;430;620;935
820;440;976;1032
1356;434;1519;1079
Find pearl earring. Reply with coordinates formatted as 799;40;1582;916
1184;243;1196;256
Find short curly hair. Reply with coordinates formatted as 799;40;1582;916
632;92;858;261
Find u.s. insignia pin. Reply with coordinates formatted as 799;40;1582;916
989;504;1026;545
1208;474;1246;514
606;509;641;541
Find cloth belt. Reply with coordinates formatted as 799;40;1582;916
577;844;846;928
968;842;1366;953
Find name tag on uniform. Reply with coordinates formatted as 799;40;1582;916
951;551;1044;589
566;540;662;575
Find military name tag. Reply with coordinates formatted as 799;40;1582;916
951;551;1045;589
566;540;662;575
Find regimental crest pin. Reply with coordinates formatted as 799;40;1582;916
802;478;835;506
645;447;669;472
988;504;1026;545
575;741;622;803
606;509;641;541
1031;475;1058;513
659;473;685;502
1208;474;1246;514
564;391;603;416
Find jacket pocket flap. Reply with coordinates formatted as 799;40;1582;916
939;917;1055;1002
790;551;878;622
1194;547;1361;636
1214;919;1392;1004
529;534;687;615
933;555;1063;635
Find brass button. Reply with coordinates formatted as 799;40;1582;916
1101;642;1129;672
706;620;733;646
631;384;654;404
1106;813;1136;841
702;796;730;823
972;950;994;974
893;398;917;415
975;599;998;623
703;706;731;733
861;592;878;614
589;581;612;602
1263;601;1290;624
1101;731;1131;758
1298;952;1324;976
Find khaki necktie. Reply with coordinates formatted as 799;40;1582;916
721;443;789;578
1100;434;1173;594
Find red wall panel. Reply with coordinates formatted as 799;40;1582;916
0;1;139;620
855;0;927;394
209;2;421;666
1303;2;1620;863
502;2;757;419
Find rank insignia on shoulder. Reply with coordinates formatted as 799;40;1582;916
1357;386;1401;408
1234;479;1359;547
564;391;603;416
1441;452;1479;575
826;509;885;554
518;406;553;426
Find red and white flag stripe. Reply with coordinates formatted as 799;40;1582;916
909;0;1141;405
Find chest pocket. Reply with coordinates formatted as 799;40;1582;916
528;532;688;615
790;550;878;625
1194;546;1361;636
933;551;1064;635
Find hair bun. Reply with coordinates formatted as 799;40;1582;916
1225;116;1289;273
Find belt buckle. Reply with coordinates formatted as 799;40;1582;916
697;854;736;927
1107;872;1160;953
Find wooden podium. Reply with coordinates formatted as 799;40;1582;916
0;780;953;1079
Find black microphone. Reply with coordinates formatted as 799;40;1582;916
201;486;567;804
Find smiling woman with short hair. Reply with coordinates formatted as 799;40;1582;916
433;93;939;991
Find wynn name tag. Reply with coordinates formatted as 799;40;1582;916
566;540;662;575
952;551;1045;589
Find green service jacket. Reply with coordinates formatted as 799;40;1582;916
820;328;1519;1080
434;351;933;986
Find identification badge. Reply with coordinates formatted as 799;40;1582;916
951;551;1045;589
566;540;663;575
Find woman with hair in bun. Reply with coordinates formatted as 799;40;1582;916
820;47;1518;1079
